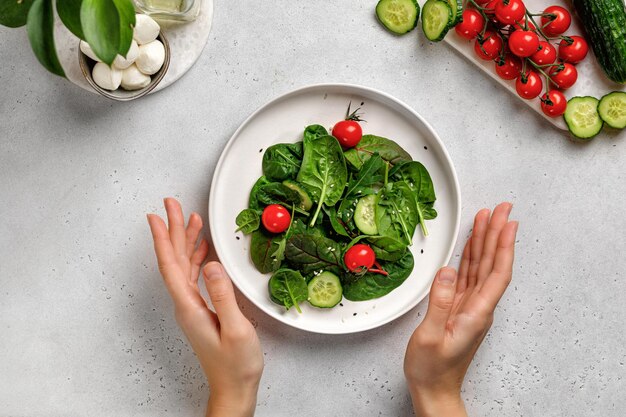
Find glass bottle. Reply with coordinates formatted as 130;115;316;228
134;0;200;22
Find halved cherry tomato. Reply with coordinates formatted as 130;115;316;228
332;120;362;148
262;204;291;233
495;55;522;80
344;244;376;272
508;30;540;57
558;36;588;64
474;31;503;60
540;90;567;117
455;9;485;40
549;62;577;89
541;6;571;36
531;41;557;65
494;0;525;25
515;70;543;99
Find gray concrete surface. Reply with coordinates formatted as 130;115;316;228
1;1;625;416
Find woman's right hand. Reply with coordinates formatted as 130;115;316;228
404;203;518;417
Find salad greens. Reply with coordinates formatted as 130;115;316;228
236;122;438;312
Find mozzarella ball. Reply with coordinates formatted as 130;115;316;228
80;41;101;62
133;14;160;45
113;40;139;69
92;63;122;91
121;64;151;90
136;40;165;75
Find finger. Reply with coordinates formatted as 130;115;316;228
164;198;187;258
479;221;518;310
456;238;472;294
476;202;513;289
190;239;210;285
147;214;189;305
185;212;203;257
422;267;458;336
467;209;490;290
202;262;247;329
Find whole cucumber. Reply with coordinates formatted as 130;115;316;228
572;0;626;84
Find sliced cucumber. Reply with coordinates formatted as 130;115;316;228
422;0;453;42
283;180;313;210
376;0;420;35
597;91;626;129
354;194;378;235
447;0;462;25
308;272;342;308
564;96;603;140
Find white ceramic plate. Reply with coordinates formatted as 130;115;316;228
209;84;461;334
444;0;626;130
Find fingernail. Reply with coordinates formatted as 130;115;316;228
438;268;456;285
204;262;223;280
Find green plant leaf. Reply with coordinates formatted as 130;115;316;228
262;142;303;182
80;0;120;65
285;233;343;276
56;0;84;39
26;0;65;77
235;209;260;234
111;0;135;56
343;134;412;170
0;0;34;27
268;269;308;313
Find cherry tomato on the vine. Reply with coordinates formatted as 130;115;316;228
540;90;567;117
494;0;526;25
515;70;543;99
512;18;536;31
541;6;571;36
549;62;577;89
344;244;376;272
474;31;503;60
262;204;291;234
455;9;485;40
495;55;522;80
531;41;557;65
509;30;540;57
558;36;588;64
332;120;362;148
485;0;501;23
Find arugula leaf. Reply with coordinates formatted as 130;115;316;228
303;124;328;141
391;161;437;236
285;233;343;275
375;182;418;246
262;142;303;182
343;135;412;170
297;135;347;226
344;153;384;198
268;269;308;313
235;209;260;234
1;0;34;27
26;0;64;77
56;0;84;39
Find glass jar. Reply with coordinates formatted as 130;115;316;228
134;0;200;22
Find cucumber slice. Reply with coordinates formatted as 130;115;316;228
354;194;378;235
563;96;604;140
308;272;342;308
422;0;453;42
376;0;420;35
447;0;462;25
597;91;626;129
282;180;313;211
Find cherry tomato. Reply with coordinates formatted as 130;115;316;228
540;90;567;117
474;31;503;60
508;30;540;57
262;204;291;234
494;0;526;25
495;55;522;80
344;244;376;272
531;41;557;65
485;0;501;23
455;9;485;40
549;62;578;89
474;0;491;5
332;120;362;148
515;70;543;99
558;36;589;64
541;6;571;36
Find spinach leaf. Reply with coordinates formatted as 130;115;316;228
297;135;347;226
343;135;412;170
336;196;359;236
322;205;350;237
342;250;414;301
285;233;343;275
250;229;283;274
268;269;308;313
262;142;303;182
257;183;302;207
375;182;418;246
249;176;271;210
367;236;408;261
303;124;328;141
391;161;437;236
235;209;260;234
344;153;384;199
